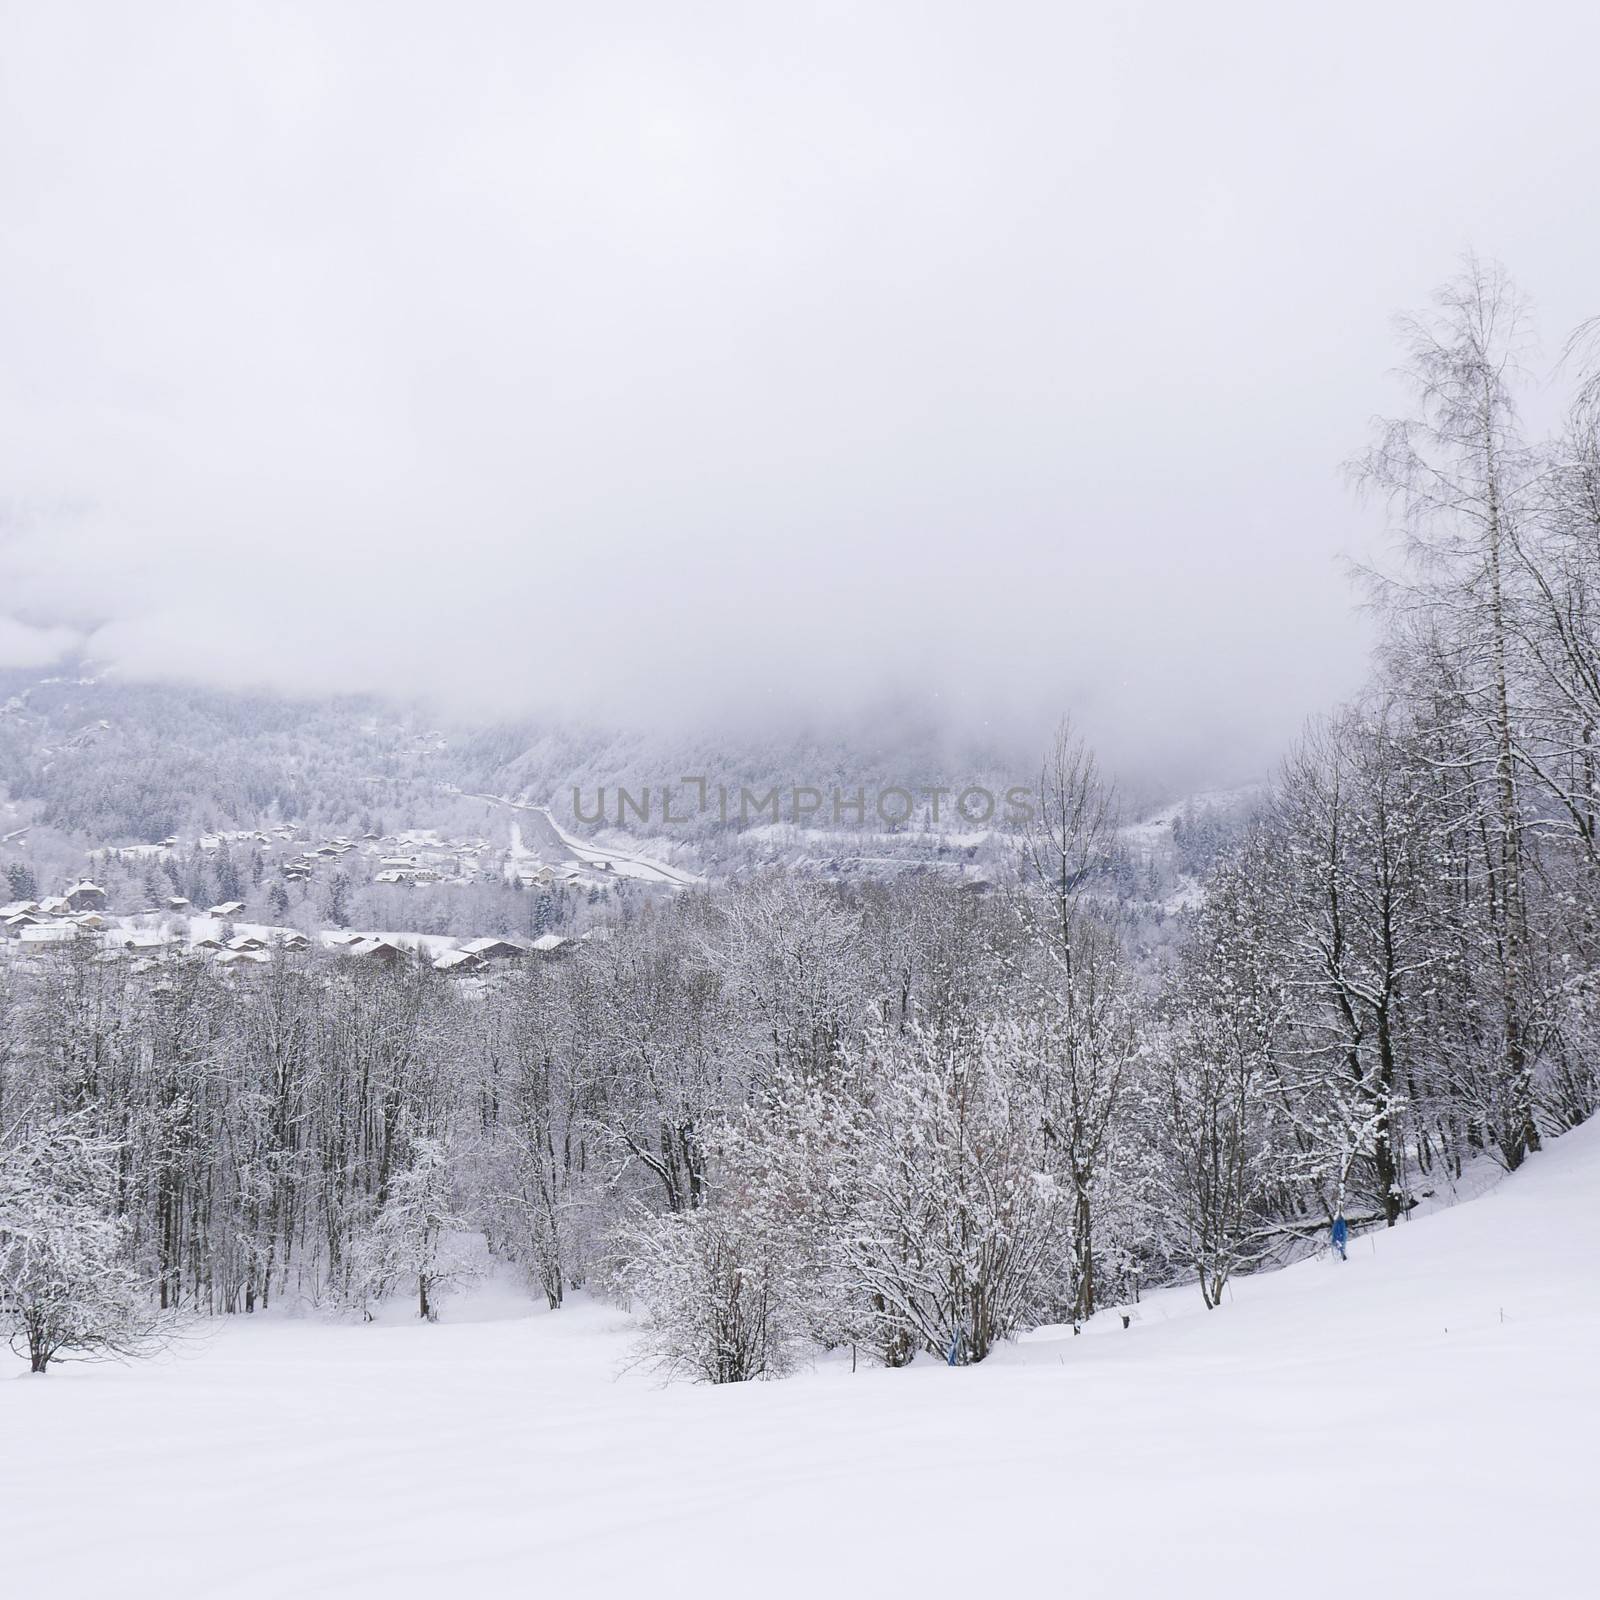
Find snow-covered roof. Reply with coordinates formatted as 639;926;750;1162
460;936;528;957
215;948;271;967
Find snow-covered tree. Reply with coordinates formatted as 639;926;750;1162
838;1013;1062;1364
344;1135;469;1321
614;1198;805;1384
0;1117;168;1372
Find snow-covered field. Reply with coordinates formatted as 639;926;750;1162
6;1124;1598;1599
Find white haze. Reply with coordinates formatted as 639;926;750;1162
3;1;1599;784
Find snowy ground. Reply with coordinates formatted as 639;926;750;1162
5;1126;1598;1598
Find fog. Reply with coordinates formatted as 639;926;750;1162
3;1;1598;787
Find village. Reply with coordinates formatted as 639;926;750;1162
0;873;584;976
0;815;635;977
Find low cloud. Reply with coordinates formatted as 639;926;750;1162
2;3;1597;787
0;616;84;670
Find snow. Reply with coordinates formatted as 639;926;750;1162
5;1122;1598;1598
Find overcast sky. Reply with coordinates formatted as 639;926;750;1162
3;1;1598;784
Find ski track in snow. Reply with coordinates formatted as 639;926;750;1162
5;1122;1598;1598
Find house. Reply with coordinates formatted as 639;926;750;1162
191;935;225;952
64;881;108;912
348;937;410;965
460;937;528;962
71;912;110;932
226;934;269;953
207;901;246;918
20;923;79;948
3;912;42;938
39;895;71;916
167;896;192;911
323;930;364;947
531;933;570;957
273;930;310;951
432;948;485;975
122;930;177;954
0;900;40;920
214;948;271;968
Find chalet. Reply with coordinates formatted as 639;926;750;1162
214;948;271;968
122;930;178;954
191;935;225;952
167;896;192;911
20;924;79;948
39;895;72;916
273;931;310;951
0;900;41;920
3;912;42;938
432;948;486;975
531;933;570;957
64;881;108;912
72;912;110;932
227;934;269;953
348;937;409;965
460;937;528;963
208;901;247;918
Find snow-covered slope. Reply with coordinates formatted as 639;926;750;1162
6;1124;1597;1598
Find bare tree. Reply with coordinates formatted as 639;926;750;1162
1353;255;1543;1165
1016;719;1136;1320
